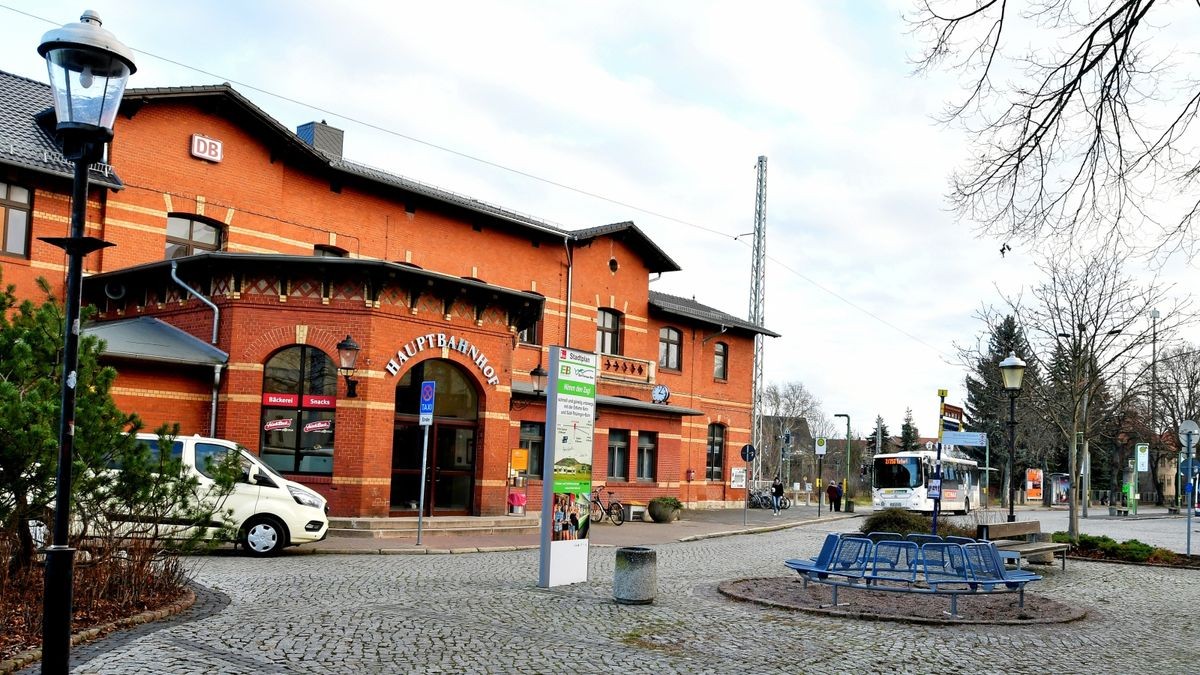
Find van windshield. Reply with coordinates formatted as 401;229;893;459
242;448;284;480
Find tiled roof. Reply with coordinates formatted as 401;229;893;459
648;290;780;337
572;221;680;273
0;70;123;189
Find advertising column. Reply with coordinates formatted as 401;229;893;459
538;347;597;588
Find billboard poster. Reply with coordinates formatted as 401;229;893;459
1026;468;1043;501
538;346;597;588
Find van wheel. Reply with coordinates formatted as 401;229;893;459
962;499;971;516
241;516;287;557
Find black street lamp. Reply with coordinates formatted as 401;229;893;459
336;334;361;398
999;351;1027;523
37;11;135;673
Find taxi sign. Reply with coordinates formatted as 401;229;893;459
419;380;436;426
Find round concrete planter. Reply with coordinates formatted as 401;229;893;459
647;501;679;523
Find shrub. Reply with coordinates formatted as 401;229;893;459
650;496;683;510
858;508;974;538
1147;548;1179;565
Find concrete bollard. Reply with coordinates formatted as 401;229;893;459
613;546;656;604
1030;533;1054;564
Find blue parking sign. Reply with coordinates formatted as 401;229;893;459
419;380;436;426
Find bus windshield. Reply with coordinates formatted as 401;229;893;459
874;457;922;489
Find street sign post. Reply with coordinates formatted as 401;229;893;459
416;380;436;544
740;444;756;525
1180;421;1198;557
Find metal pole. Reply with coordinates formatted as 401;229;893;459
984;437;990;510
817;456;823;517
844;416;852;512
1007;392;1017;522
1082;381;1090;518
42;156;91;673
933;392;945;534
417;426;430;545
1187;431;1193;557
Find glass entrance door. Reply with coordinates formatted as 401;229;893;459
390;420;475;515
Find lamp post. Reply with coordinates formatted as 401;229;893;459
834;413;851;512
37;11;136;673
999;351;1027;522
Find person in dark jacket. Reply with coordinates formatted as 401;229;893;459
771;476;784;515
826;482;838;512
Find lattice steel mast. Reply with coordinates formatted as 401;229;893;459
749;156;767;483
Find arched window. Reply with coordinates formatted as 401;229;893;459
713;342;728;380
706;424;725;481
166;214;222;258
260;345;338;475
658;327;682;371
596;309;622;355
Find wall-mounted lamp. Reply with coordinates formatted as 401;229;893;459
686;468;696;482
336;334;360;398
510;365;549;411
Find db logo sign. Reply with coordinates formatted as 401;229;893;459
190;134;223;162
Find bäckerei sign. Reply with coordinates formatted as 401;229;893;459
385;332;500;386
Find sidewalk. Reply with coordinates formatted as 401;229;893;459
295;503;863;555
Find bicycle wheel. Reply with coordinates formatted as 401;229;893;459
590;499;604;522
780;496;791;510
608;502;625;525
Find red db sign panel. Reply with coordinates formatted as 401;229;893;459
190;134;223;162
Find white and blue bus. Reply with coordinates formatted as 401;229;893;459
871;450;981;515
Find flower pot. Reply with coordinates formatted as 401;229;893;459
647;501;678;523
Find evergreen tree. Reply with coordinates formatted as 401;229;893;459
899;408;921;452
866;415;891;455
964;315;1042;505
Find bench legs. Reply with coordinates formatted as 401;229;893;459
819;584;850;609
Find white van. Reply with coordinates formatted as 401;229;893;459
130;433;329;556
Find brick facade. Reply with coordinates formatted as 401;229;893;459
1;74;774;517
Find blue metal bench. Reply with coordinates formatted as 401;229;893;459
785;534;1043;618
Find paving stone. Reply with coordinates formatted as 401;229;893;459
27;522;1200;673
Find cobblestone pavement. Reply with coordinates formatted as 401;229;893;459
39;521;1199;674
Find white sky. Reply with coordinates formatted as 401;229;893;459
6;1;1193;440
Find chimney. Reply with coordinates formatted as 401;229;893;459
297;120;344;158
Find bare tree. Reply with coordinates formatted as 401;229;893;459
1000;247;1189;538
1148;344;1200;502
909;0;1200;254
761;381;828;487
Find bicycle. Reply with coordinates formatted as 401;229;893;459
589;485;625;525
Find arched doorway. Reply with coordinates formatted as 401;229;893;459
391;359;480;515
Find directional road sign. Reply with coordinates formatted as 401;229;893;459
740;444;757;462
1180;458;1200;477
941;431;987;447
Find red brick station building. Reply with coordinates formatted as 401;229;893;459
0;69;777;518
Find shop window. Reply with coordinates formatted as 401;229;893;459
658;327;682;371
166;214;222;258
706;424;725;481
520;422;545;477
637;432;657;481
0;181;31;258
260;345;338;475
596;309;622;355
713;342;728;380
608;429;630;480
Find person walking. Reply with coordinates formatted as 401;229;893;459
833;481;844;512
825;481;838;512
771;476;784;515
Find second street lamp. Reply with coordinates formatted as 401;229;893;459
834;413;851;512
999;351;1027;522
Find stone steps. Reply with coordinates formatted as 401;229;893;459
327;515;541;539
